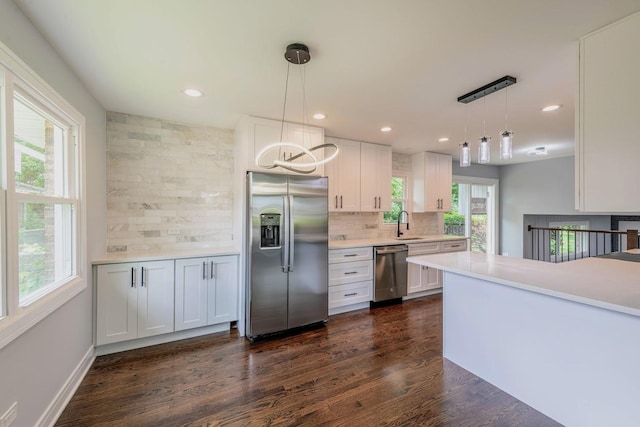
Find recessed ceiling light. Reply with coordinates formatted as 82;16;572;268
380;126;392;132
312;113;326;120
542;104;561;112
183;88;203;98
438;137;449;142
527;146;548;156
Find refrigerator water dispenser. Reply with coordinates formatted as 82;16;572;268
260;213;281;248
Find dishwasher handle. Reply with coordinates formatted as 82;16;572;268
376;247;408;255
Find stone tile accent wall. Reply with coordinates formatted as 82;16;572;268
392;152;411;172
106;112;234;253
329;212;439;240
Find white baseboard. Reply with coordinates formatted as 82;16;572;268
96;323;231;356
329;301;370;316
36;346;95;427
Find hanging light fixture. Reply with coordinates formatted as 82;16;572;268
457;75;516;164
500;87;513;160
255;43;339;174
478;98;491;164
460;104;470;167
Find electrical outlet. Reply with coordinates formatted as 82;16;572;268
0;402;17;427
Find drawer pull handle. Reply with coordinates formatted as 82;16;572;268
344;271;358;275
344;292;358;297
344;254;358;257
450;244;461;247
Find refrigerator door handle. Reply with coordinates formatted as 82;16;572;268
288;194;295;272
282;195;290;272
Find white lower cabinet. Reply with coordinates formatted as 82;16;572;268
96;260;175;346
328;247;373;314
406;240;467;295
96;254;239;348
174;256;238;331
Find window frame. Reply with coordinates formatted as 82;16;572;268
383;171;410;226
0;40;86;350
548;220;590;261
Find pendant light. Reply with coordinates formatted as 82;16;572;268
478;98;491;164
456;76;517;165
500;87;513;160
460;104;470;167
255;43;339;174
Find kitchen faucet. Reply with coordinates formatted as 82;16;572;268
397;210;410;238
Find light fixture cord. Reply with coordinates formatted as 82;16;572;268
279;62;291;159
298;50;308;144
483;97;487;136
464;103;468;141
504;87;509;129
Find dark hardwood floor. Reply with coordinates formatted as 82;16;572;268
56;295;560;426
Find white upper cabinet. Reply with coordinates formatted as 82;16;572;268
576;12;640;211
360;142;392;212
412;152;452;212
325;137;361;212
238;116;325;176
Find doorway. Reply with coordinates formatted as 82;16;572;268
445;177;499;254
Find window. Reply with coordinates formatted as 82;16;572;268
1;41;85;349
383;174;408;224
549;221;589;261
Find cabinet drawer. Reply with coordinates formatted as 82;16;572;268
440;240;467;252
329;247;372;263
329;260;373;286
408;242;440;255
329;281;372;308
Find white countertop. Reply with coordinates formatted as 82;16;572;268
407;251;640;317
92;246;240;265
329;234;467;249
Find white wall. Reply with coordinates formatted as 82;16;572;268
452;161;500;180
500;156;576;257
0;1;106;425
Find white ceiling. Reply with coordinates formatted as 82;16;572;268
14;0;640;165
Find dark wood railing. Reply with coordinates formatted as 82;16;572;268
527;226;638;263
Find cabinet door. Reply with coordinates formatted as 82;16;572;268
174;258;208;331
407;262;422;293
207;255;239;325
326;137;361;211
361;143;392;211
437;154;452;212
420;265;441;291
138;260;175;338
96;263;138;345
578;13;640;211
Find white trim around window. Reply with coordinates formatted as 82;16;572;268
0;40;87;350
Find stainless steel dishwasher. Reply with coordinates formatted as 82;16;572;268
373;245;408;302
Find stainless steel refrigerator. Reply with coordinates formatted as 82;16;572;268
246;172;328;340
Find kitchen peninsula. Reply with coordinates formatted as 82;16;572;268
407;251;640;427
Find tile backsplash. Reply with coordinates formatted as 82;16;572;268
106;112;234;253
329;211;441;240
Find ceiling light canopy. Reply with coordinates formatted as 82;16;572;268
255;43;339;174
542;104;561;112
183;88;203;97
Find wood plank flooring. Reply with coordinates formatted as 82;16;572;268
56;295;560;426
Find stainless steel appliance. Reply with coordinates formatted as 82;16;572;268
246;172;328;339
373;245;408;302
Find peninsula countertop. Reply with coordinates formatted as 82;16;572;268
329;235;468;250
407;251;640;317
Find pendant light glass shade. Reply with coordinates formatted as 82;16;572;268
460;142;470;167
478;136;491;164
500;130;513;160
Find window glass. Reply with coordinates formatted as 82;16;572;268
383;176;406;223
14;96;66;197
18;201;74;304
